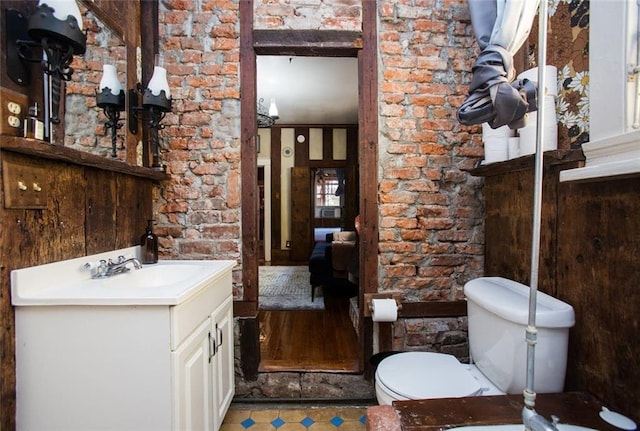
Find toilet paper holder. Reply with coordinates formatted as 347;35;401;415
363;292;402;317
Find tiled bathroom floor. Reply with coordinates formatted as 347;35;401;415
221;404;368;430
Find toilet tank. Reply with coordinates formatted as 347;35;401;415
464;277;575;394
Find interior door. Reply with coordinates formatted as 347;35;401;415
290;167;312;261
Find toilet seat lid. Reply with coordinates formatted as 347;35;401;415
376;352;482;400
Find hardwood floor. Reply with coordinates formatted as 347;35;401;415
258;282;360;373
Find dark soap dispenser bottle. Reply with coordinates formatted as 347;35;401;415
140;220;158;264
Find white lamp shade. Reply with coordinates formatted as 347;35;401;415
99;64;122;95
40;0;83;30
268;98;278;118
147;66;171;98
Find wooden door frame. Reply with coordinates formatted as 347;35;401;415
237;0;379;379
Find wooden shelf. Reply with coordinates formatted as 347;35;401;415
469;148;586;177
0;136;169;182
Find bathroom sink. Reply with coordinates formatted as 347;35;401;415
11;246;236;306
449;424;598;431
102;262;213;288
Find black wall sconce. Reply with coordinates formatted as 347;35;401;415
96;61;125;158
130;54;172;171
6;0;86;128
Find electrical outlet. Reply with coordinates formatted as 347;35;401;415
2;160;48;209
0;87;28;136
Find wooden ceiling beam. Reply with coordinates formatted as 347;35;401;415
253;30;363;56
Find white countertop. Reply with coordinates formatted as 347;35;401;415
11;247;236;306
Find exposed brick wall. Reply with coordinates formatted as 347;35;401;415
394;317;469;362
156;0;243;289
254;0;362;30
377;1;484;306
66;5;127;156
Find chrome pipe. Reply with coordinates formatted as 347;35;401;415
524;0;549;417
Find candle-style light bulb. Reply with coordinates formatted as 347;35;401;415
147;53;171;99
99;57;122;96
269;98;279;119
39;0;83;30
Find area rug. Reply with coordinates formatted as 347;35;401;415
259;266;324;311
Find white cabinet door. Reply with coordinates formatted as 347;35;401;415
211;296;235;430
173;318;215;431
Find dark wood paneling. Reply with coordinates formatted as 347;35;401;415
116;174;152;248
253;30;362;56
271;128;282;252
394;392;621;431
240;0;258;310
86;169;117;254
79;0;128;40
470;149;585;177
323;127;333;161
398;300;467;318
294;127;309;167
483;164;559;295
478;158;640;422
125;0;141;164
139;0;160;166
557;178;640;422
0;138;168;181
360;0;379;378
290;167;312;261
239;316;260;381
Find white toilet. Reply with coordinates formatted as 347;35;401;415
375;277;576;405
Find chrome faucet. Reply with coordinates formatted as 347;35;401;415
85;256;142;278
523;407;559;431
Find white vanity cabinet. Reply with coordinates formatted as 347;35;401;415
12;254;236;431
173;296;234;431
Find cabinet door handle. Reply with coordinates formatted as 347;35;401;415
216;324;223;348
208;331;216;363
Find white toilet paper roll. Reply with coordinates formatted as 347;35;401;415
483;136;509;163
518;96;558;155
482;123;515;139
371;298;398;322
508;137;520;159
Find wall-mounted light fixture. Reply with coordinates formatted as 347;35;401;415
131;54;172;170
257;97;278;128
96;59;125;157
7;0;87;127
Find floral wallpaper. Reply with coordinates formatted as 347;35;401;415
529;0;590;149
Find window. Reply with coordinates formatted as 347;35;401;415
316;176;340;208
314;168;343;219
561;0;640;181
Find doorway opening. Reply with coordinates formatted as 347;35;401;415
239;16;379;385
256;55;360;373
